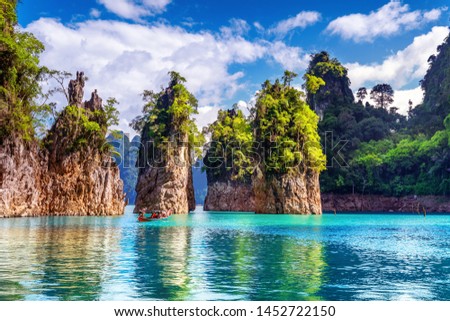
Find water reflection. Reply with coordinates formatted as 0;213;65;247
132;213;326;300
0;209;450;301
200;230;325;300
0;217;120;300
133;219;193;300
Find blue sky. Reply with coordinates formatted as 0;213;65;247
18;0;450;133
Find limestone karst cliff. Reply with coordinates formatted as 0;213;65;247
253;169;322;215
0;137;44;216
203;74;325;214
252;75;325;214
204;180;255;212
133;72;202;214
304;51;354;120
0;72;125;217
203;108;255;212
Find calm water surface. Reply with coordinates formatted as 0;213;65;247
0;206;449;301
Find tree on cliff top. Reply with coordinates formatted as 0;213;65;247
356;87;367;104
0;0;48;141
303;51;354;117
43;72;121;159
131;71;204;161
203;106;254;182
370;84;394;109
253;71;326;175
409;30;450;135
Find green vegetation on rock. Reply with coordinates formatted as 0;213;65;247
132;71;205;163
309;34;450;197
204;106;254;181
409;32;450;135
304;51;354;117
0;0;48;142
253;73;326;175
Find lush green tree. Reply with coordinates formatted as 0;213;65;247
204;106;254;181
356;87;367;103
103;97;120;127
254;72;326;175
132;71;204;162
0;0;48;141
370;84;394;109
303;51;354;118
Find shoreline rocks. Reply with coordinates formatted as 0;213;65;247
322;193;450;213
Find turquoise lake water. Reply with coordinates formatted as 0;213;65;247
0;206;450;301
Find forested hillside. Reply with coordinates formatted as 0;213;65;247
310;32;450;197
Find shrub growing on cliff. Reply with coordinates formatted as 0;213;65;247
253;72;326;175
303;51;354;115
204;105;254;181
0;0;48;141
45;97;120;156
131;71;204;162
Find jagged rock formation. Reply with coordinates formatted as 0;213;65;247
305;51;355;119
203;108;255;212
0;72;125;217
68;71;86;107
253;169;322;215
134;72;200;214
204;76;325;214
0;138;44;216
134;135;195;214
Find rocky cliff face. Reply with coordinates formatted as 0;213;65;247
41;146;125;216
204;180;255;212
134;140;195;214
253;169;321;214
305;51;354;119
322;193;450;213
134;76;197;215
0;138;44;217
0;72;125;217
204;170;322;214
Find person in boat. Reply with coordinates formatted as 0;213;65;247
138;209;145;220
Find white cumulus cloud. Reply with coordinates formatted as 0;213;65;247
98;0;171;21
346;26;449;90
270;11;321;36
393;86;424;115
26;18;273;134
90;8;102;19
269;41;310;71
326;1;445;42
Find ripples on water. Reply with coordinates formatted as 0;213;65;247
0;206;449;301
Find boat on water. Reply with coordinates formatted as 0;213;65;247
138;209;173;222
